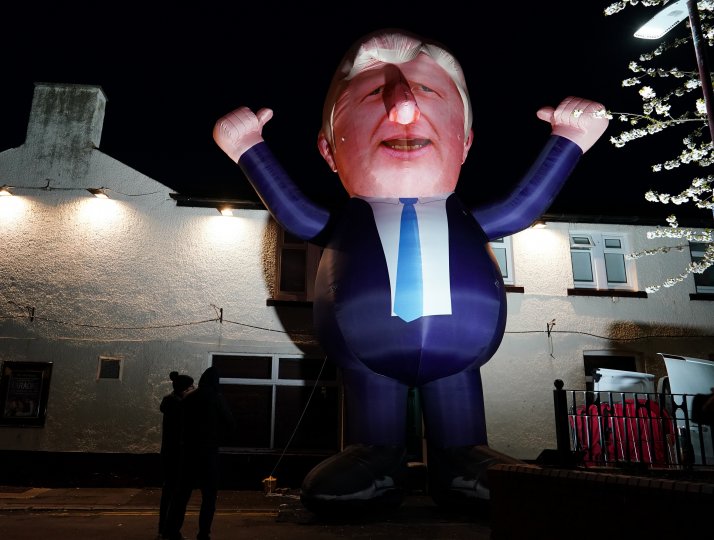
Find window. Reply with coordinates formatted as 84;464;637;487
690;242;714;294
489;236;515;285
0;361;53;427
212;353;339;452
274;229;321;302
570;232;635;290
97;356;123;380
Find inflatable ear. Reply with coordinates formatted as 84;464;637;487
462;130;474;164
317;132;337;173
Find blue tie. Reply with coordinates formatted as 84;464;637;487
394;198;423;322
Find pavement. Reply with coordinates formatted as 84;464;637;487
5;464;714;539
0;485;296;514
0;484;493;538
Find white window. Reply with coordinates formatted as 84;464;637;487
212;353;339;451
275;228;321;302
690;242;714;294
489;236;515;285
570;232;635;290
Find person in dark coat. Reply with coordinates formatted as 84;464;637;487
158;371;195;539
692;389;714;426
162;366;236;540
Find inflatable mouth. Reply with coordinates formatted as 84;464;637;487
382;138;431;151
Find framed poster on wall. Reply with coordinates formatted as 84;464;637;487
0;361;53;427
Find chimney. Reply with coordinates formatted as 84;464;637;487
25;82;107;162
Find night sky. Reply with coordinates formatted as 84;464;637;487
2;2;710;221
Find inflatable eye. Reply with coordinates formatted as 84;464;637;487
415;83;435;93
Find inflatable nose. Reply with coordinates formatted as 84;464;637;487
386;78;421;125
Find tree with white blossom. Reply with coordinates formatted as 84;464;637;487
605;0;713;293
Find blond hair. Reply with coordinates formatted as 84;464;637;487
321;28;472;149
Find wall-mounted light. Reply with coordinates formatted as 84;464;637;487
87;188;109;199
169;193;264;212
0;185;13;197
218;207;234;216
531;220;547;229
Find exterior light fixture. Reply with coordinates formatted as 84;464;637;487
168;193;265;211
87;188;109;199
0;185;12;197
633;0;688;39
531;220;547;229
218;207;234;216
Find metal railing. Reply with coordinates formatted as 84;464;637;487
552;379;714;470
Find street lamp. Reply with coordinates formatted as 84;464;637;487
635;0;714;143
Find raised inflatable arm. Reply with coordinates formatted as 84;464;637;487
472;135;581;240
213;107;331;243
473;96;608;239
239;143;331;242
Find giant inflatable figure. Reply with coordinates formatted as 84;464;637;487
213;29;608;512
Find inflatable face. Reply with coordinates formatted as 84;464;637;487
320;55;472;198
318;31;473;198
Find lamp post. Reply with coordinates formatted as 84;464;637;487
635;0;714;143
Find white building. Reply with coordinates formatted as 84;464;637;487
1;83;712;485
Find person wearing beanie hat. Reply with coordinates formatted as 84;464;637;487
157;371;194;540
163;366;236;540
171;372;194;394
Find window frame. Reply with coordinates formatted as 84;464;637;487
0;361;53;427
212;352;339;452
569;231;635;291
274;228;321;302
96;356;123;381
690;241;714;294
489;236;515;286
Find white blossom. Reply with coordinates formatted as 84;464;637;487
639;86;656;99
655;102;671;115
696;98;708;115
605;1;714;292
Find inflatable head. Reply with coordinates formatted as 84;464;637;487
321;29;473;149
318;29;474;199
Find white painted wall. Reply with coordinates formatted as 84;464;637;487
483;223;713;458
1;83;712;460
0;83;314;454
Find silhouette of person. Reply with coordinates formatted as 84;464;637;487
162;366;236;540
692;389;714;426
158;371;195;539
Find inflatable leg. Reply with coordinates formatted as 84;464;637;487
300;368;409;514
421;368;526;508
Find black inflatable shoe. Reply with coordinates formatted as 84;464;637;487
427;444;525;511
300;444;408;516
